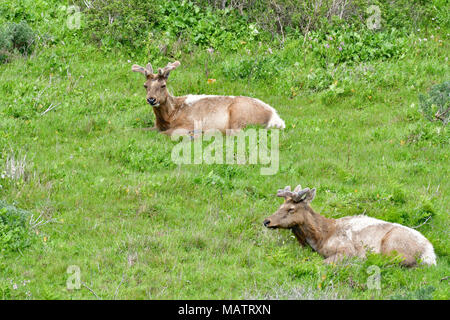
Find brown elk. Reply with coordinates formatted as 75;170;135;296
131;61;285;136
263;185;436;267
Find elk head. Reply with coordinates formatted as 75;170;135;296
132;61;180;107
263;185;316;229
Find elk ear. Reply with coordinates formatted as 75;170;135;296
146;63;153;74
303;188;316;203
132;64;148;76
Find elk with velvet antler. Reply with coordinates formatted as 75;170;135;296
263;185;436;267
131;61;285;136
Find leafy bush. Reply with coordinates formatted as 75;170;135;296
195;0;446;35
0;21;36;63
0;201;33;254
156;1;253;50
306;26;408;66
78;0;257;53
419;81;450;125
78;0;158;50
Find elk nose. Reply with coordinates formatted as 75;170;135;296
147;97;157;105
263;219;271;227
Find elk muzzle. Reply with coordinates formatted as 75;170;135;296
147;97;159;107
263;218;276;228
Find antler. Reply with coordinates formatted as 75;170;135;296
277;185;310;202
132;63;152;76
158;61;181;78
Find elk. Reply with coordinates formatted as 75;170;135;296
131;61;285;136
263;185;437;267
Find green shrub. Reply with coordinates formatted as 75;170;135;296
0;21;36;63
0;201;33;254
419;81;450;125
79;0;257;53
78;0;158;50
156;1;253;50
195;0;445;35
305;26;409;67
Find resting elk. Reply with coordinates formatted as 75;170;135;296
131;61;285;136
263;185;437;267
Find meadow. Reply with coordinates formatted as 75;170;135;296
0;0;449;299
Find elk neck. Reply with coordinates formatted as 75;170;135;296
292;207;336;253
153;94;178;131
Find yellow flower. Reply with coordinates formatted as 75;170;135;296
400;140;405;145
43;236;48;242
207;79;216;84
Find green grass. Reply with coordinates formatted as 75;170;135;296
0;22;449;299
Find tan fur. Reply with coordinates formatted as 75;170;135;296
132;61;285;136
264;186;437;267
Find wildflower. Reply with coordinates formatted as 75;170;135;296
207;79;216;84
13;284;18;290
206;48;214;54
249;24;259;36
267;48;273;54
328;36;333;41
338;47;343;51
325;43;330;48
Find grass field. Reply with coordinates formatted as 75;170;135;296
0;1;449;300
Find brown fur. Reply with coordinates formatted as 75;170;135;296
264;185;436;267
132;61;284;136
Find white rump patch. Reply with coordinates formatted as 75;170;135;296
391;222;437;265
251;98;286;129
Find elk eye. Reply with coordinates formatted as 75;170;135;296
288;208;295;213
161;84;166;88
143;84;148;89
